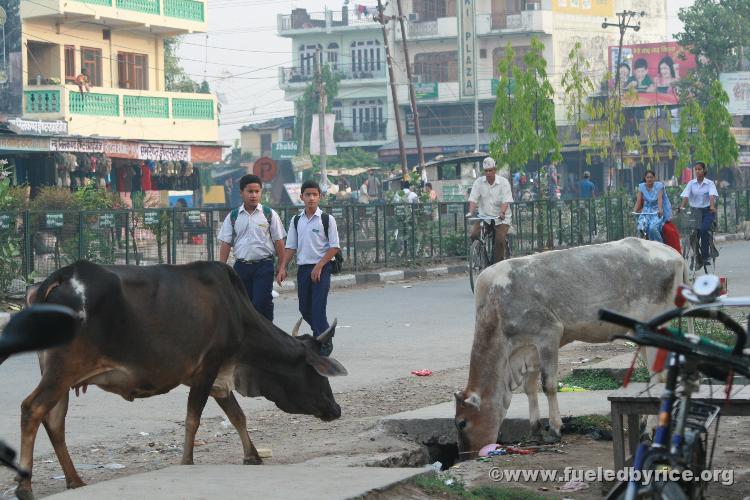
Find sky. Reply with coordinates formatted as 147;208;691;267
178;0;695;145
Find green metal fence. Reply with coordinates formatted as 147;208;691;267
0;190;747;289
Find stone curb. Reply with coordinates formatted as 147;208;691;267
272;264;468;294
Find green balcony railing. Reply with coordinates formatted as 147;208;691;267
123;95;169;118
73;0;113;5
116;0;159;15
25;90;61;113
164;0;204;21
69;92;120;117
172;98;214;120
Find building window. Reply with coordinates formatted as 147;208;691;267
260;133;272;156
352;99;383;138
80;47;103;86
350;40;381;74
64;45;76;84
413;0;456;21
332;100;343;123
491;0;523;29
298;44;321;75
414;51;457;82
492;45;531;77
327;42;339;70
118;52;148;90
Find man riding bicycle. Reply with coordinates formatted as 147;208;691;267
677;161;718;268
466;157;514;264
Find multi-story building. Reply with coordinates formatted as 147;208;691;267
1;0;222;196
275;1;668;172
276;3;392;150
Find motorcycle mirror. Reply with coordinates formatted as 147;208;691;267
693;274;722;302
0;305;78;357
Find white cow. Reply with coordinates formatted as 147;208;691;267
454;238;685;457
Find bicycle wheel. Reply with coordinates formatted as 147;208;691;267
469;240;488;293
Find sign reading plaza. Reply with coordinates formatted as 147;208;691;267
457;0;477;99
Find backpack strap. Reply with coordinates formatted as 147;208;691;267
229;208;239;247
321;212;330;240
293;214;301;235
262;205;273;227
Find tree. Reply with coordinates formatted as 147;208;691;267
561;42;596;180
675;97;711;178
703;80;739;172
489;44;532;172
295;64;340;155
675;0;750;103
164;38;205;93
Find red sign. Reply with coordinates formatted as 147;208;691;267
608;42;697;107
191;145;223;163
253;157;277;182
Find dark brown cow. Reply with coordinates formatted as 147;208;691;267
10;260;347;497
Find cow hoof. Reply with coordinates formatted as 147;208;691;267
67;478;86;489
243;457;263;465
544;429;561;444
15;486;34;500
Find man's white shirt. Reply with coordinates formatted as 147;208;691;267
468;175;514;223
680;178;719;208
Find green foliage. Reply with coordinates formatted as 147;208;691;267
561;41;596;172
311;147;378;169
29;186;78;211
638;107;676;170
0;161;22;294
411;474;547;499
489;38;561;174
675;97;711;177
704;80;739;170
73;184;122;210
164;37;204;93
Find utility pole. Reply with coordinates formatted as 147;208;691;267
395;0;424;170
602;10;644;191
376;0;408;178
314;48;328;193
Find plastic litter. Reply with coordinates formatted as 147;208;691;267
411;369;432;376
104;463;125;470
478;443;501;457
429;461;442;471
560;480;589;492
505;446;533;455
444;479;454;486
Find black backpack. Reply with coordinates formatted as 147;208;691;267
293;212;344;274
230;205;272;247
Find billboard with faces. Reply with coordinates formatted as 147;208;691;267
608;42;697;107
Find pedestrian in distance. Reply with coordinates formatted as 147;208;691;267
467;157;514;264
578;171;596;199
277;180;341;356
218;174;286;322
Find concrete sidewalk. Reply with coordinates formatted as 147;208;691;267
273;264;468;293
382;391;613;444
46;464;430;500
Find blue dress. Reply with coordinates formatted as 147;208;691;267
637;181;667;242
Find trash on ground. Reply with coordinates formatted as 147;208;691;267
429;461;442;471
478;443;502;457
505;446;533;455
560;480;589;492
52;475;66;480
257;448;273;458
444;478;454;486
138;432;149;436
570;358;591;364
402;285;413;289
104;463;125;470
411;369;432;376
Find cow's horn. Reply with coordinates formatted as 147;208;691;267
291;317;303;337
464;393;481;410
316;318;338;345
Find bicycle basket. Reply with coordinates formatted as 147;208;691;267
673;400;721;434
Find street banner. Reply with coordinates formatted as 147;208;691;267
0;0;22;118
552;0;613;17
720;72;750;116
272;141;298;160
608;42;696;107
310;114;337;156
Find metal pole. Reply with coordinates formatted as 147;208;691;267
315;49;328;193
395;0;424;169
376;0;408;178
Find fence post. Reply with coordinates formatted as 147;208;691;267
410;203;416;260
722;191;728;233
23;210;31;281
375;205;380;264
171;208;177;264
125;211;130;265
352;206;358;270
383;204;388;267
78;211;85;261
437;203;443;258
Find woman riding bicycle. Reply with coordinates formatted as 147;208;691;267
466;157;514;263
633;170;670;242
677;161;718;268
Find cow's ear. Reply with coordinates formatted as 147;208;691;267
305;351;348;377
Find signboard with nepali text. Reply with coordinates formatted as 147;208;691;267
608;42;696;107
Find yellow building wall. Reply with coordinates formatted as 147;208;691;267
23;20;166;91
240;129;283;157
551;0;614;17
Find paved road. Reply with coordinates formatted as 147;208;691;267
1;240;748;456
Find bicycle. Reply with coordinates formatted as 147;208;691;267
467;214;511;293
599;275;750;500
677;208;719;281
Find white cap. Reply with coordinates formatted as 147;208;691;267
482;157;496;170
